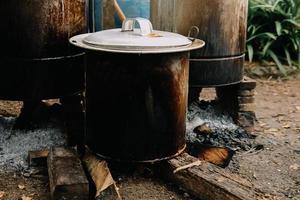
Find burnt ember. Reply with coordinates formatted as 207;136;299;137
193;145;234;168
186;101;260;167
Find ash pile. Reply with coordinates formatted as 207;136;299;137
186;100;261;167
0;116;66;172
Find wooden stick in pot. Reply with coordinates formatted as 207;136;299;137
113;0;126;22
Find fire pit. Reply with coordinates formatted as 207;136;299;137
70;18;204;162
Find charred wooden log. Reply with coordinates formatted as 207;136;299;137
159;153;256;200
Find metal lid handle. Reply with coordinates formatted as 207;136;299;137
121;18;153;36
188;26;200;41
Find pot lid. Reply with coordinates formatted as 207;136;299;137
70;18;205;54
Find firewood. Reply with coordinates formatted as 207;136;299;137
82;152;121;200
159;153;256;200
48;147;89;200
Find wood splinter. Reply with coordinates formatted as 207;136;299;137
173;160;202;173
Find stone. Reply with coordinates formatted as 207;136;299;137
238;96;255;104
48;147;89;200
193;123;213;135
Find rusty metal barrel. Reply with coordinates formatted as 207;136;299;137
0;0;87;100
151;0;248;87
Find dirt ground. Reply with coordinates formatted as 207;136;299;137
236;77;300;200
0;76;300;200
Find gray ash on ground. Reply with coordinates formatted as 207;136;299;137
186;101;258;154
0;116;66;172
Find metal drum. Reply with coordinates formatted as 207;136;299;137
70;18;205;162
0;0;87;100
151;0;248;87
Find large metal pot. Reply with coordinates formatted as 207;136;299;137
151;0;248;87
0;0;87;100
70;18;204;162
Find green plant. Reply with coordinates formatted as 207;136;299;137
247;0;300;75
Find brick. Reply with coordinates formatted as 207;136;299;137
238;89;255;97
238;96;255;104
239;103;256;112
48;147;89;200
239;77;257;90
237;111;256;129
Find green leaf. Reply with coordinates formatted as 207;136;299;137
283;47;292;67
247;44;254;62
298;48;300;69
272;0;283;11
288;37;299;51
247;0;300;74
251;5;273;10
247;32;277;42
263;32;278;40
281;29;289;34
282;19;300;28
268;50;287;75
262;41;273;56
275;21;282;36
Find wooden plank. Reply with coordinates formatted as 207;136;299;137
82;152;121;199
48;147;89;200
160;153;256;200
